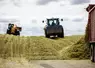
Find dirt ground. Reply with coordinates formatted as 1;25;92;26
0;58;95;68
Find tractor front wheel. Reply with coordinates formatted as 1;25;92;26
6;29;11;34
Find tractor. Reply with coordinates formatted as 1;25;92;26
6;23;22;36
43;18;64;38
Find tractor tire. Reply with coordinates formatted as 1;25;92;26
16;31;20;36
58;28;64;38
90;44;95;62
46;34;50;38
14;30;20;36
45;30;50;38
61;31;64;38
6;29;11;34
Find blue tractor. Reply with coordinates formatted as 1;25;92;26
43;18;64;38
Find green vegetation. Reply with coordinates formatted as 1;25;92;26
0;34;90;60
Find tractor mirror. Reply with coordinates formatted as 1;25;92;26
61;19;63;21
42;20;44;23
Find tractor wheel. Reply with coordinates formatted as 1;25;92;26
45;30;50;38
58;28;64;38
6;29;11;34
16;31;20;36
15;30;20;36
90;44;95;62
46;34;50;38
61;31;64;38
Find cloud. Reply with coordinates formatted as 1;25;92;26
0;19;19;23
21;26;44;36
0;0;7;7
62;17;70;21
70;0;90;5
0;0;21;7
11;0;21;7
36;0;58;5
72;18;84;22
0;0;4;1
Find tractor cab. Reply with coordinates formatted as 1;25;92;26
47;18;60;26
43;18;63;26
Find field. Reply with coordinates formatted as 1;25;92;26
0;34;90;60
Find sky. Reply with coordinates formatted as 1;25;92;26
0;0;94;36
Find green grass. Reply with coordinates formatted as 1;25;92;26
0;34;89;60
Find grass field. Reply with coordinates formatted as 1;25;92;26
0;34;90;60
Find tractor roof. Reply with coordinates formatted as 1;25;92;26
47;18;59;20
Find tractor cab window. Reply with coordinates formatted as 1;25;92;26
8;24;14;30
47;19;59;26
48;20;53;25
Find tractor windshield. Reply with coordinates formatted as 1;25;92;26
47;19;59;26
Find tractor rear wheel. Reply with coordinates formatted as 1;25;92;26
90;44;95;62
45;30;50;38
45;34;50;38
14;30;20;36
60;31;64;38
58;28;64;38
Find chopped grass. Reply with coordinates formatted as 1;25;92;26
0;34;89;60
61;36;90;60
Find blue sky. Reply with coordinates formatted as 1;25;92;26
0;0;94;36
